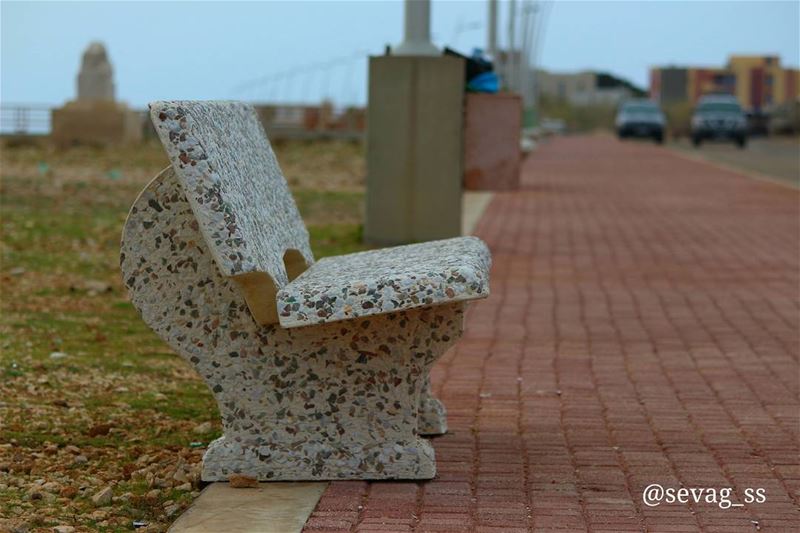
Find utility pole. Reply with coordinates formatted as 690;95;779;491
507;0;517;91
520;1;539;109
519;2;531;107
487;0;498;58
394;0;439;56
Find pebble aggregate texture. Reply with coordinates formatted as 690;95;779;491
148;101;314;297
120;101;492;480
278;237;491;328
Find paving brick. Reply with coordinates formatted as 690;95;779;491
305;136;799;532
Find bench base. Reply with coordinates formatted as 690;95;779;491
202;436;436;481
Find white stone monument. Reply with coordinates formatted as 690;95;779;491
77;42;115;102
51;42;141;147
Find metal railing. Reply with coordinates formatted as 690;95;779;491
0;104;52;135
0;102;365;141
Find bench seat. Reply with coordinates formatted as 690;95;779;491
277;236;490;328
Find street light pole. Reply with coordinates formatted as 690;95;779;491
488;0;498;58
394;0;439;56
507;0;517;91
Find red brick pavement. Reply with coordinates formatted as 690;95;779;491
304;136;799;532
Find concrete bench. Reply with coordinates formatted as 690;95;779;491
120;101;491;481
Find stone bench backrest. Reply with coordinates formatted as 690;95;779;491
149;101;314;324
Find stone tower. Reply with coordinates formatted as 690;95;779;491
51;41;141;147
77;42;115;102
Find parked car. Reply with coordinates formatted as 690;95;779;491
691;95;747;148
615;99;666;143
769;98;800;135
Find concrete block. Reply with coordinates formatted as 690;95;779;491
464;93;521;191
51;100;142;148
365;55;465;245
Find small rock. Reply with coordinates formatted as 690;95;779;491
9;267;26;276
228;474;259;488
83;280;112;293
43;442;59;452
59;486;78;499
175;482;192;492
173;469;189;483
49;352;68;360
73;455;88;465
163;503;180;517
91;486;113;506
53;527;75;533
87;423;112;437
89;510;107;520
192;421;212;434
145;489;161;499
41;481;60;493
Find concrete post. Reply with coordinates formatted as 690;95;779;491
488;0;498;58
507;0;517;91
365;55;465;245
394;0;438;56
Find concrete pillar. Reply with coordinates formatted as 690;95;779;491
507;0;517;91
365;55;465;245
488;0;498;58
394;0;438;56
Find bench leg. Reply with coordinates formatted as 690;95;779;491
199;304;465;481
200;307;460;481
416;302;464;436
418;376;447;435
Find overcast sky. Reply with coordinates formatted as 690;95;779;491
2;1;799;108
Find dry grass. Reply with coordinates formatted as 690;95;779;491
0;139;365;532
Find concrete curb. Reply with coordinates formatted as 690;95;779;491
168;482;327;533
667;146;799;190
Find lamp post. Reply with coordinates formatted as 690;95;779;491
488;0;498;58
394;0;439;56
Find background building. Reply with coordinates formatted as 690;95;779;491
536;69;644;106
650;55;800;112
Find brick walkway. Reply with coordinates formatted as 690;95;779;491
304;136;799;533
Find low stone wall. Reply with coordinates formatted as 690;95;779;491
51;101;143;148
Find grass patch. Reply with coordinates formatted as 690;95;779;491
0;140;366;531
